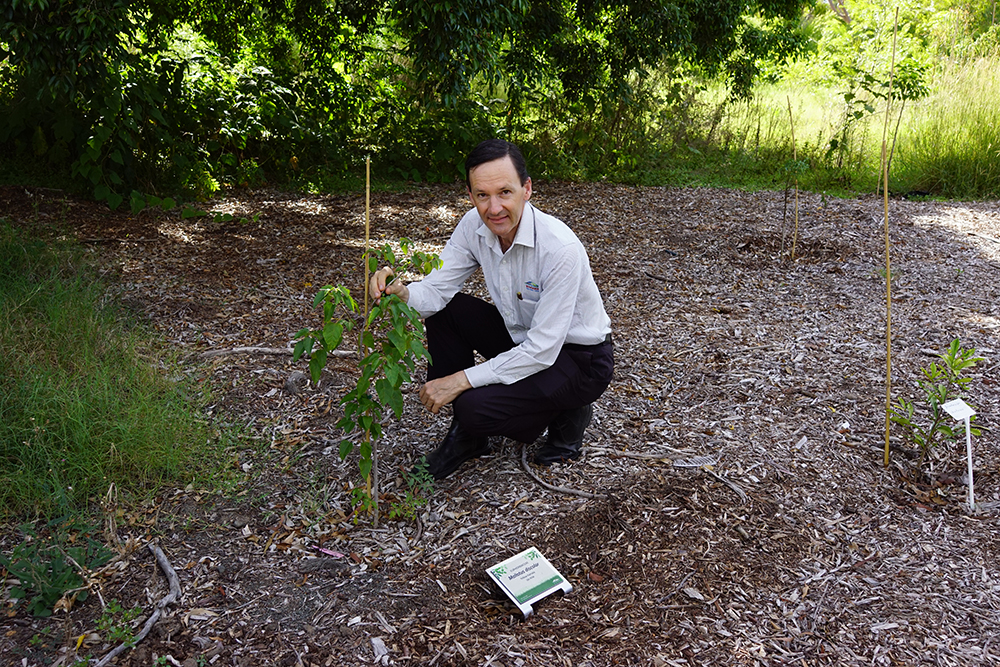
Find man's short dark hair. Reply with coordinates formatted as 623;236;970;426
465;140;529;189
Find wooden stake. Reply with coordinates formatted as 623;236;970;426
786;96;799;261
882;10;899;467
363;156;379;524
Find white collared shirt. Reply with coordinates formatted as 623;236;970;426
407;203;612;387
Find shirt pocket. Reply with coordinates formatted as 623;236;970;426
517;295;538;329
516;279;541;326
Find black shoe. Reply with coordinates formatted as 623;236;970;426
534;404;593;466
421;419;491;480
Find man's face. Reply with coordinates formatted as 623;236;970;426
467;155;532;249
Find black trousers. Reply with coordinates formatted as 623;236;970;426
424;293;614;443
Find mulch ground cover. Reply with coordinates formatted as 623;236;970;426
2;182;1000;666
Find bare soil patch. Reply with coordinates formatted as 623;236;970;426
2;183;1000;666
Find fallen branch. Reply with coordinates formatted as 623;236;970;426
199;346;355;359
586;447;680;461
94;543;182;667
519;447;607;499
968;230;1000;245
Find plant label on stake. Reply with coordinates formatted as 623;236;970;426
942;398;977;511
487;547;571;617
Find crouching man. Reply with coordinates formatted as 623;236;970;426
369;139;614;479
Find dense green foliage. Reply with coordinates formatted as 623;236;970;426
0;516;112;617
1;0;809;201
2;0;1000;199
0;221;216;517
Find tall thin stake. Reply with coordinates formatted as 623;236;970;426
786;96;800;261
882;11;899;467
363;156;379;524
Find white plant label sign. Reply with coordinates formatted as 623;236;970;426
942;398;977;511
942;398;975;421
487;547;572;617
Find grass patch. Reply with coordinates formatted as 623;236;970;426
0;221;220;519
893;56;1000;200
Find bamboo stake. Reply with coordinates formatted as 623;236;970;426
882;11;899;467
786;96;799;261
363;156;379;525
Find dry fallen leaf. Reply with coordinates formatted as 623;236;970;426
683;587;705;601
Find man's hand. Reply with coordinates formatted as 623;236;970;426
369;267;409;303
420;371;472;413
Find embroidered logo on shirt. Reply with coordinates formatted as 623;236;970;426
524;281;540;293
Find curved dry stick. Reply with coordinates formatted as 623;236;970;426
519;447;607;499
94;543;181;667
199;346;355;359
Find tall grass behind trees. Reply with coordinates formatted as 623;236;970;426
707;84;879;193
0;222;217;518
892;55;1000;199
671;56;1000;199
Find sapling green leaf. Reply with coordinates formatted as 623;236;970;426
294;239;441;520
890;338;982;471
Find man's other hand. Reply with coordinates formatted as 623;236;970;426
420;371;472;413
369;267;409;302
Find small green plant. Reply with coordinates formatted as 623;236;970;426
0;519;113;617
28;629;51;647
128;192;177;214
388;461;435;520
97;599;143;645
293;239;441;521
872;266;901;283
890;339;983;467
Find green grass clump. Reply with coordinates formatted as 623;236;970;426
893;56;1000;199
0;222;214;518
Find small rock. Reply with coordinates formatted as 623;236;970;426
284;371;309;394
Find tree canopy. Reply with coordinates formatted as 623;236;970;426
2;0;811;203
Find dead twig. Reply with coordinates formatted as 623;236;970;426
93;543;182;667
968;230;1000;245
586;447;679;461
703;467;748;503
519;447;607;499
198;346;355;359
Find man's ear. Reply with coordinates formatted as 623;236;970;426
523;177;532;201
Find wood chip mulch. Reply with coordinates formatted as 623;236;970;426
2;182;999;666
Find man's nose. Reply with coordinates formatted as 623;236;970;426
488;197;503;215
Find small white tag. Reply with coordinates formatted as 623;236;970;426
942;398;976;421
487;547;571;617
